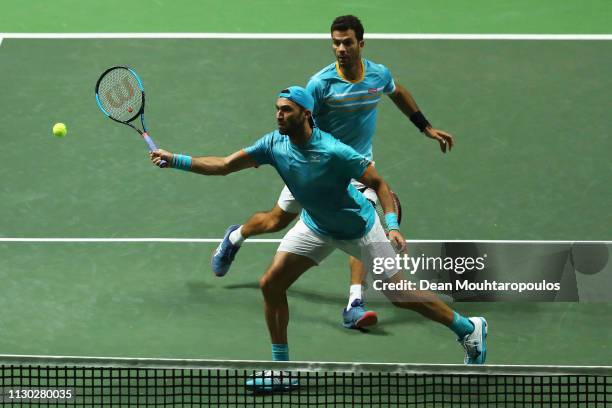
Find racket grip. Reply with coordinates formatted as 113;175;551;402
143;132;167;168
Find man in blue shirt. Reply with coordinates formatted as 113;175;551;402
211;16;454;330
150;86;486;391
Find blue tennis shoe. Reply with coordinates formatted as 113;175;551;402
245;370;299;392
342;299;378;329
211;224;241;277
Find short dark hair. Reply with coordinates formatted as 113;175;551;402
330;15;364;41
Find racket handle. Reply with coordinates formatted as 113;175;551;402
142;132;167;168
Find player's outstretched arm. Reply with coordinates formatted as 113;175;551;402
388;83;454;153
359;165;407;251
150;149;258;175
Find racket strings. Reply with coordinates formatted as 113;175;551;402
97;68;143;122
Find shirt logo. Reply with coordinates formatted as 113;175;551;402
309;154;321;163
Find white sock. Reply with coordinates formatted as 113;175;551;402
228;226;245;246
346;284;363;310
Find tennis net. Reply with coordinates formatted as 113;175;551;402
1;355;610;407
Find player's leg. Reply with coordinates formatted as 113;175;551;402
342;256;378;329
341;182;380;329
259;251;316;347
241;204;298;239
380;271;455;324
259;218;333;358
246;251;314;392
247;219;334;391
339;217;487;364
212;186;299;277
380;271;487;364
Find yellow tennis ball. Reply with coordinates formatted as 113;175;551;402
52;123;67;138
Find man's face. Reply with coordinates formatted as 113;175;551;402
276;98;306;135
331;29;363;68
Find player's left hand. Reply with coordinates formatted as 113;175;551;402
389;230;407;252
424;127;454;153
150;149;173;168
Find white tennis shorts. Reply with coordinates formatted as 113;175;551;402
277;215;399;279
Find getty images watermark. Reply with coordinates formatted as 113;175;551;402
371;253;560;293
363;242;610;302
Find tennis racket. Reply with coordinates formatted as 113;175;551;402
374;190;403;235
95;66;166;167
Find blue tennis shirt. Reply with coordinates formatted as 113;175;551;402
244;128;376;240
306;59;396;160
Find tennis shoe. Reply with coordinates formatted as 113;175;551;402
458;317;487;364
211;224;241;277
342;299;378;329
245;370;299;392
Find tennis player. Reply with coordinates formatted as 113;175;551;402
211;15;454;330
150;86;485;391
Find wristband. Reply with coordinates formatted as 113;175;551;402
409;111;431;132
384;213;400;231
171;154;192;170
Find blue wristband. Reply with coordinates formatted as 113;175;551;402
171;154;192;170
384;213;400;231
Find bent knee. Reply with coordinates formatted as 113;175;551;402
259;272;283;295
261;215;290;233
259;275;271;292
268;212;295;231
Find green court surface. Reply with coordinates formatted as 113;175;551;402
1;0;611;33
0;36;610;368
0;39;610;239
1;242;611;365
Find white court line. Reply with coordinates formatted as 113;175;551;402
0;353;610;375
0;238;609;244
0;238;261;243
0;33;610;40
